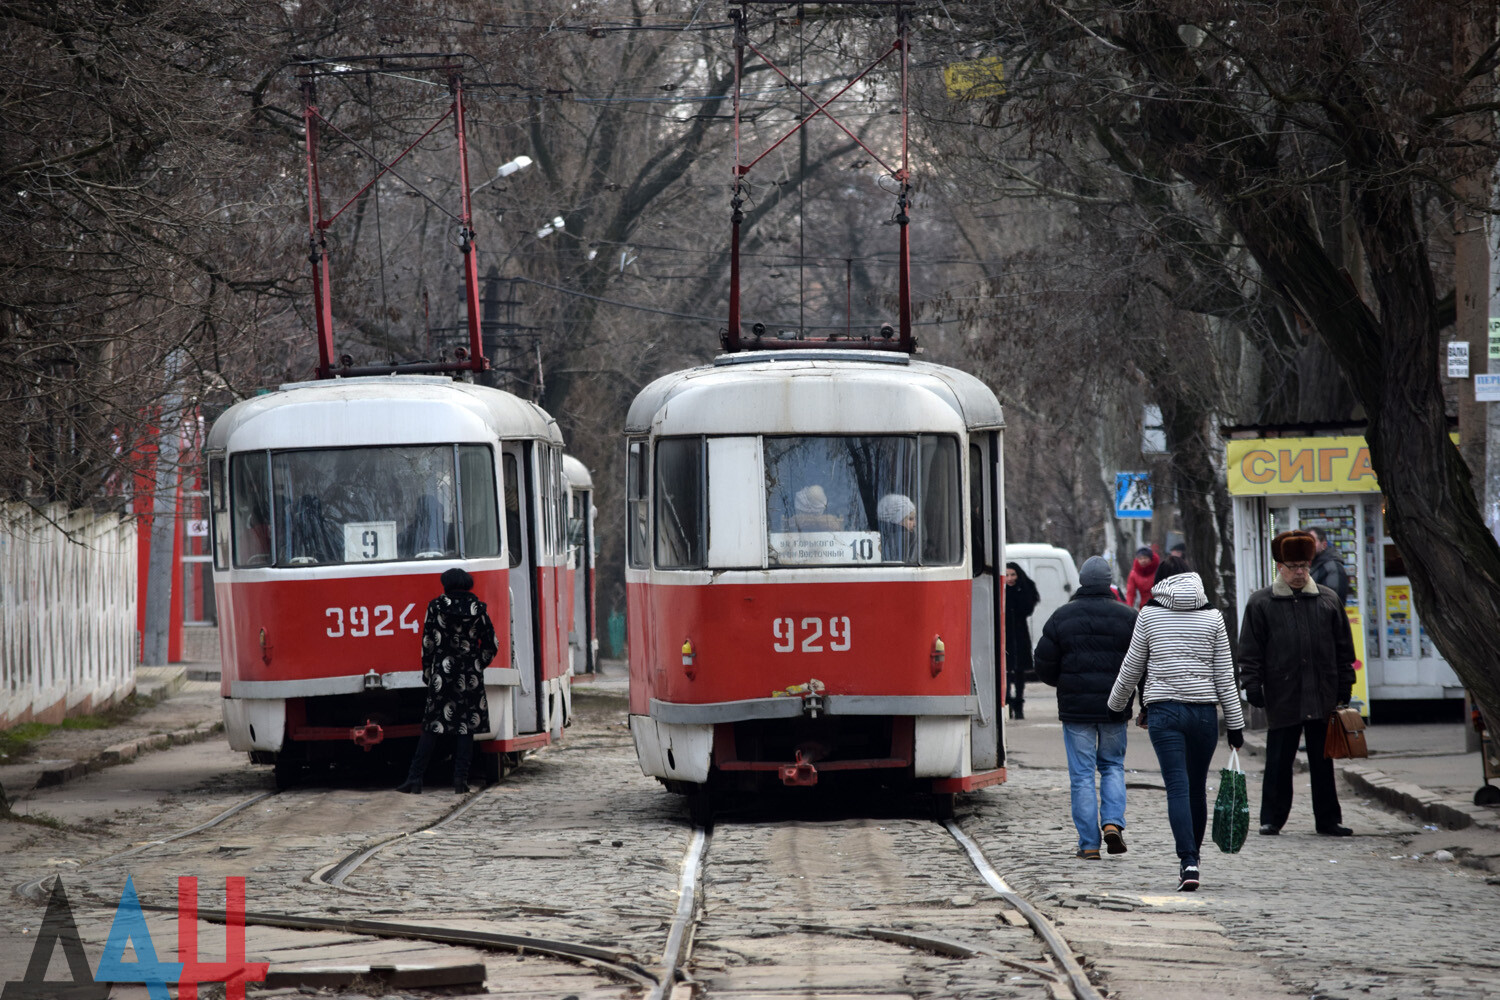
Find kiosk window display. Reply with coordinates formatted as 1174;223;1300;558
1227;430;1461;706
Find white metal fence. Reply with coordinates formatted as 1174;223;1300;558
1;504;137;728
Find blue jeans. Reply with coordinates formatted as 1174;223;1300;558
1062;722;1128;851
1145;701;1220;865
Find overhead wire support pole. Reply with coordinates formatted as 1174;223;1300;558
725;7;746;352
897;3;912;353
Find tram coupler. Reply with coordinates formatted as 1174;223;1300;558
350;721;385;750
779;750;819;787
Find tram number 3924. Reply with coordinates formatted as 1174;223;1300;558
325;604;423;638
773;616;852;653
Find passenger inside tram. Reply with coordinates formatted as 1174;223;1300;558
790;484;844;532
877;493;917;562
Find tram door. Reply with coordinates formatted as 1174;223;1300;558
503;445;540;733
570;486;596;674
969;433;1003;768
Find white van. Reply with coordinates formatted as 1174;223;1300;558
1004;544;1083;642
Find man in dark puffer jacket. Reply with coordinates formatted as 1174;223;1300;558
1035;556;1139;859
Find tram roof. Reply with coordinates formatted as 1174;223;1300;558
625;351;1004;436
207;375;563;452
563;454;594;490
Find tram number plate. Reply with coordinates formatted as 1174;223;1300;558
325;603;423;638
772;616;852;653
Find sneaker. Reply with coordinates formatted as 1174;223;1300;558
1076;848;1101;860
1177;864;1200;892
1102;824;1127;854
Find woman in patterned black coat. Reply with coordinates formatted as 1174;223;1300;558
396;567;499;794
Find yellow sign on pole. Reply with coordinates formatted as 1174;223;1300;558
943;57;1005;100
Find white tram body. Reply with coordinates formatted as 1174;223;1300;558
563;455;598;675
206;376;575;777
624;351;1008;802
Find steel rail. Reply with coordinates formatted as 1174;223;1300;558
314;784;492;888
944;820;1105;1000
649;824;710;1000
145;905;658;992
14;790;279;903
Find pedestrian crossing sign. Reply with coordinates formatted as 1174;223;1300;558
1115;472;1153;519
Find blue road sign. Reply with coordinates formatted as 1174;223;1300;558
1115;472;1152;519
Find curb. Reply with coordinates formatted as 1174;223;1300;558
1240;730;1498;832
33;721;223;790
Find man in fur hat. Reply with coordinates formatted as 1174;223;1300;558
1239;529;1358;836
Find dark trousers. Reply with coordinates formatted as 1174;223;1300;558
404;730;474;786
1260;718;1341;831
1146;701;1220;865
1007;664;1026;707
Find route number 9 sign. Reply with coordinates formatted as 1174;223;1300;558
343;521;397;562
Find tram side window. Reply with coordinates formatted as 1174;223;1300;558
209;457;230;571
920;435;962;566
230;453;272;567
503;453;523;569
626;439;649;568
459;445;499;559
655;437;705;569
969;442;987;578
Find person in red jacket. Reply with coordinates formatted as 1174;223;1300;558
1124;546;1160;609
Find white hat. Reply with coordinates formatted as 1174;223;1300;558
794;485;828;514
877;493;916;523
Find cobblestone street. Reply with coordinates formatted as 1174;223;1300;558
3;676;1500;999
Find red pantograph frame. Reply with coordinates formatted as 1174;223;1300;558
725;2;914;354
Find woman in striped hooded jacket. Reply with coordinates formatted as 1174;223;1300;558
1107;555;1244;892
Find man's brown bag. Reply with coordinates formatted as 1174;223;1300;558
1325;707;1368;759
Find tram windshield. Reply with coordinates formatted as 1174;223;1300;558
229;445;499;567
764;435;962;567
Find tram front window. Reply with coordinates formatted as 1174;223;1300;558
764;435;961;567
229;445;500;567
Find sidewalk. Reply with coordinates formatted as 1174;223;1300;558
1011;682;1500;832
0;667;223;805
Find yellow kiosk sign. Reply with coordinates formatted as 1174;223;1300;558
1226;436;1379;496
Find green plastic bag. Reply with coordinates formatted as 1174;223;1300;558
1212;748;1249;854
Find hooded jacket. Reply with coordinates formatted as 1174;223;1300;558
1106;572;1245;730
1124;550;1160;609
1034;559;1139;723
1238;575;1356;730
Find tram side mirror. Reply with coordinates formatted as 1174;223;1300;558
880;324;895;340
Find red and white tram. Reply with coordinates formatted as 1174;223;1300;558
207;375;574;783
624;349;1007;815
563;455;598;676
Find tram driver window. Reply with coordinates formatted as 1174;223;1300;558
655;437;705;568
920;436;962;566
764;436;916;566
459;445;500;559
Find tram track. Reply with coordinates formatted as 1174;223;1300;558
651;815;1106;1000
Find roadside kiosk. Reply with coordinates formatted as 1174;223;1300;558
1225;424;1462;710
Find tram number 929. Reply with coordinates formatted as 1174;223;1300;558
773;616;852;653
325;603;423;638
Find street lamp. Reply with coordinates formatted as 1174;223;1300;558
472;155;533;193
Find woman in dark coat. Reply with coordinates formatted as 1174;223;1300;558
1005;561;1041;720
396;567;499;794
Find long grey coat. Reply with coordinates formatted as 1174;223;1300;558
420;592;498;735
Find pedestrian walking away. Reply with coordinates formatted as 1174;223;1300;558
1107;555;1245;892
1124;546;1160;610
1034;555;1139;860
1004;561;1041;719
397;567;500;795
1239;529;1358;837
